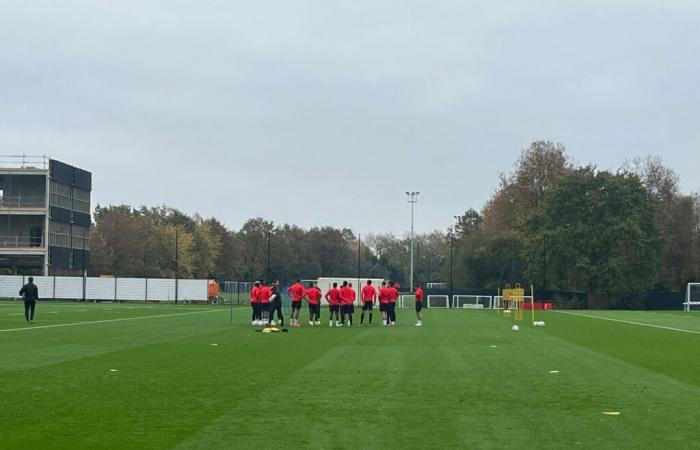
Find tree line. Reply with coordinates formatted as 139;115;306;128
90;206;449;285
90;141;700;304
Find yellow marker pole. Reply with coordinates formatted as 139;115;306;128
531;284;536;324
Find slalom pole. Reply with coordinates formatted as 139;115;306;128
531;284;536;324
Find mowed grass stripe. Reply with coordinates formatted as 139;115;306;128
0;308;225;333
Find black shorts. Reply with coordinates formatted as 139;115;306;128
379;303;388;312
362;301;374;311
415;301;423;312
260;303;270;312
292;301;302;310
330;304;340;313
342;304;353;314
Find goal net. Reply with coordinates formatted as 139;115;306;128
685;283;700;311
399;295;416;309
452;295;493;309
427;295;450;308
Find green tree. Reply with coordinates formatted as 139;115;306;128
525;168;660;306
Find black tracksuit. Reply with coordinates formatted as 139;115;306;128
268;286;284;326
19;282;39;322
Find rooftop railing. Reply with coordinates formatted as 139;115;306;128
0;155;49;170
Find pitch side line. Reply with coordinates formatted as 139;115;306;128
554;311;700;335
0;309;225;333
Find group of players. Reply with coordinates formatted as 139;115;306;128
249;279;425;328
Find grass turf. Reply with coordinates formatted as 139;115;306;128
1;302;700;449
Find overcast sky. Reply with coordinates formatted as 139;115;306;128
1;1;698;235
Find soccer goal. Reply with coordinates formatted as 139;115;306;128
684;283;700;311
427;295;450;308
399;295;416;309
452;295;493;309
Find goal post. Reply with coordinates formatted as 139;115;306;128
427;295;450;308
452;295;493;309
684;283;700;311
399;295;416;309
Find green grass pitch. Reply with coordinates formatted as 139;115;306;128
1;302;700;449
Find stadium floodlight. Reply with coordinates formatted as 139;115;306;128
406;192;419;291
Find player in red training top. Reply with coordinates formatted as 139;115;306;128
325;282;342;327
414;284;424;327
348;282;357;326
339;281;355;327
378;281;391;326
257;281;272;326
387;282;399;326
360;280;377;327
304;282;322;326
250;281;261;326
286;279;306;327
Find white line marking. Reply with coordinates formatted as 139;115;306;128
0;309;224;333
555;311;700;335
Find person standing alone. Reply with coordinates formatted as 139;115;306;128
414;284;424;327
19;276;39;324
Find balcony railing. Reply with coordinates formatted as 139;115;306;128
0;195;47;208
0;235;44;248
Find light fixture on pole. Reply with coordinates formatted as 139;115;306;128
406;191;420;291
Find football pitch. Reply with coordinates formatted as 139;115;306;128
2;303;700;449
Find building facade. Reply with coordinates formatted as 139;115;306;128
0;156;91;275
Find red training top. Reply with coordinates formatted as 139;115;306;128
257;286;272;304
362;285;377;302
415;287;424;302
378;287;391;304
305;287;322;304
325;288;342;306
339;286;355;305
287;282;305;301
250;286;260;304
388;287;399;303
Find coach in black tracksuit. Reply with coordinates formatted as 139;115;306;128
19;276;39;323
268;281;284;327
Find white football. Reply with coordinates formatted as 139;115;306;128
540;321;546;327
512;325;520;332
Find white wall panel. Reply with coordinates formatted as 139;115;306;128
32;276;55;299
86;277;116;301
178;280;208;301
54;276;83;299
116;278;147;301
146;279;177;302
0;276;25;298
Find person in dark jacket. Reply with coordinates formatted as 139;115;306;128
19;276;39;323
268;281;284;328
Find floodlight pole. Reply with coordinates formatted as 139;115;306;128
266;229;271;281
406;192;419;292
175;228;179;305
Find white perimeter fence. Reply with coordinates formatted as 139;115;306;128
0;275;209;303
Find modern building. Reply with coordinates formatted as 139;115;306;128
0;156;91;275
